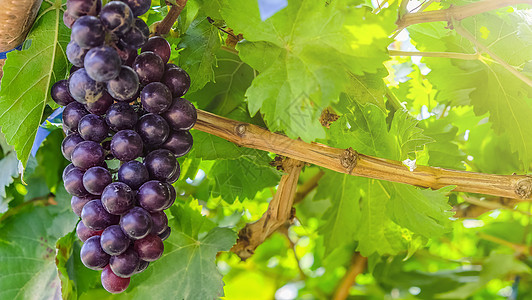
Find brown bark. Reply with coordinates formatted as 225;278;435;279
154;0;188;35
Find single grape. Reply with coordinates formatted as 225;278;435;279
140;82;172;114
161;66;190;98
101;182;136;215
141;36;171;63
112;42;138;66
110;130;144;161
100;1;134;37
162;182;176;210
71;141;105;170
119;25;147;49
63;102;89;132
150;211;168;235
120;207;152;240
84;46;122;82
78;114;109;142
51;80;75;106
109;247;140;278
117;160;149;189
63;163;76;181
66;41;88;68
134;234;164;262
71;194;98;217
162;98;197;131
134;259;149;274
71;16;105;48
83;166;112;195
105;102;138;131
80;235;110;270
165;63;177;71
135;18;149;38
63;10;76;28
107;66;139;101
69;68;105;104
100;225;130;256
137;180;170;212
144;149;178;181
166;168;179;184
64;167;89;197
85;90;114;115
82;200;120;230
101;265;130;294
67;0;102;18
61;133;84;161
77;221;103;242
161;130;193;157
158;226;171;241
136;114;169;146
120;0;150;16
132;51;165;85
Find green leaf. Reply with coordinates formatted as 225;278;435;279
0;151;20;209
34;129;69;191
419;116;467;170
123;202;237;299
0;1;69;168
55;231;77;300
178;15;222;92
222;0;394;141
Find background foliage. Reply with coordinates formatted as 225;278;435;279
0;0;531;299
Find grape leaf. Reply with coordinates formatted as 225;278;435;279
123;202;236;299
419;117;467;170
0;185;77;300
0;1;69;168
222;0;394;142
178;14;222;92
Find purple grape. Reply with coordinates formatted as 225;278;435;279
80;235;110;270
64;167;89;197
117;160;149;189
101;182;136;215
166;168;179;184
85;90;114;115
135;18;149;38
82;200;120;230
63;163;76;181
101;265;130;294
140;82;172;114
71;16;105;48
110;247;140;278
134;259;149;274
84;46;122;82
71;195;98;217
66;41;88;68
78;114;109;142
161;130;193;157
51;80;75;106
144;149;178;181
165;63;177;71
67;0;102;18
83;166;112;195
63;102;89;132
141;36;171;63
110;130;143;161
100;225;130;256
71;141;105;170
132;51;164;85
134;234;164;261
61;133;84;161
100;1;134;36
105;102;138;131
107;66;139;101
150;211;168;235
162;182;176;209
158;226;171;241
77;221;103;242
63;11;76;28
162;98;197;131
120;207;152;240
120;0;150;16
137;180;170;212
69;68;105;104
112;42;138;66
162;67;190;98
70;65;82;74
136;114;169;146
119;25;147;49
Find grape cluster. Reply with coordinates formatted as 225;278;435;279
52;0;196;294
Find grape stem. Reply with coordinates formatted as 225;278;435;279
388;49;480;61
333;253;367;300
154;0;188;36
193;109;532;200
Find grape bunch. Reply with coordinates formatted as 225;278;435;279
51;0;196;294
